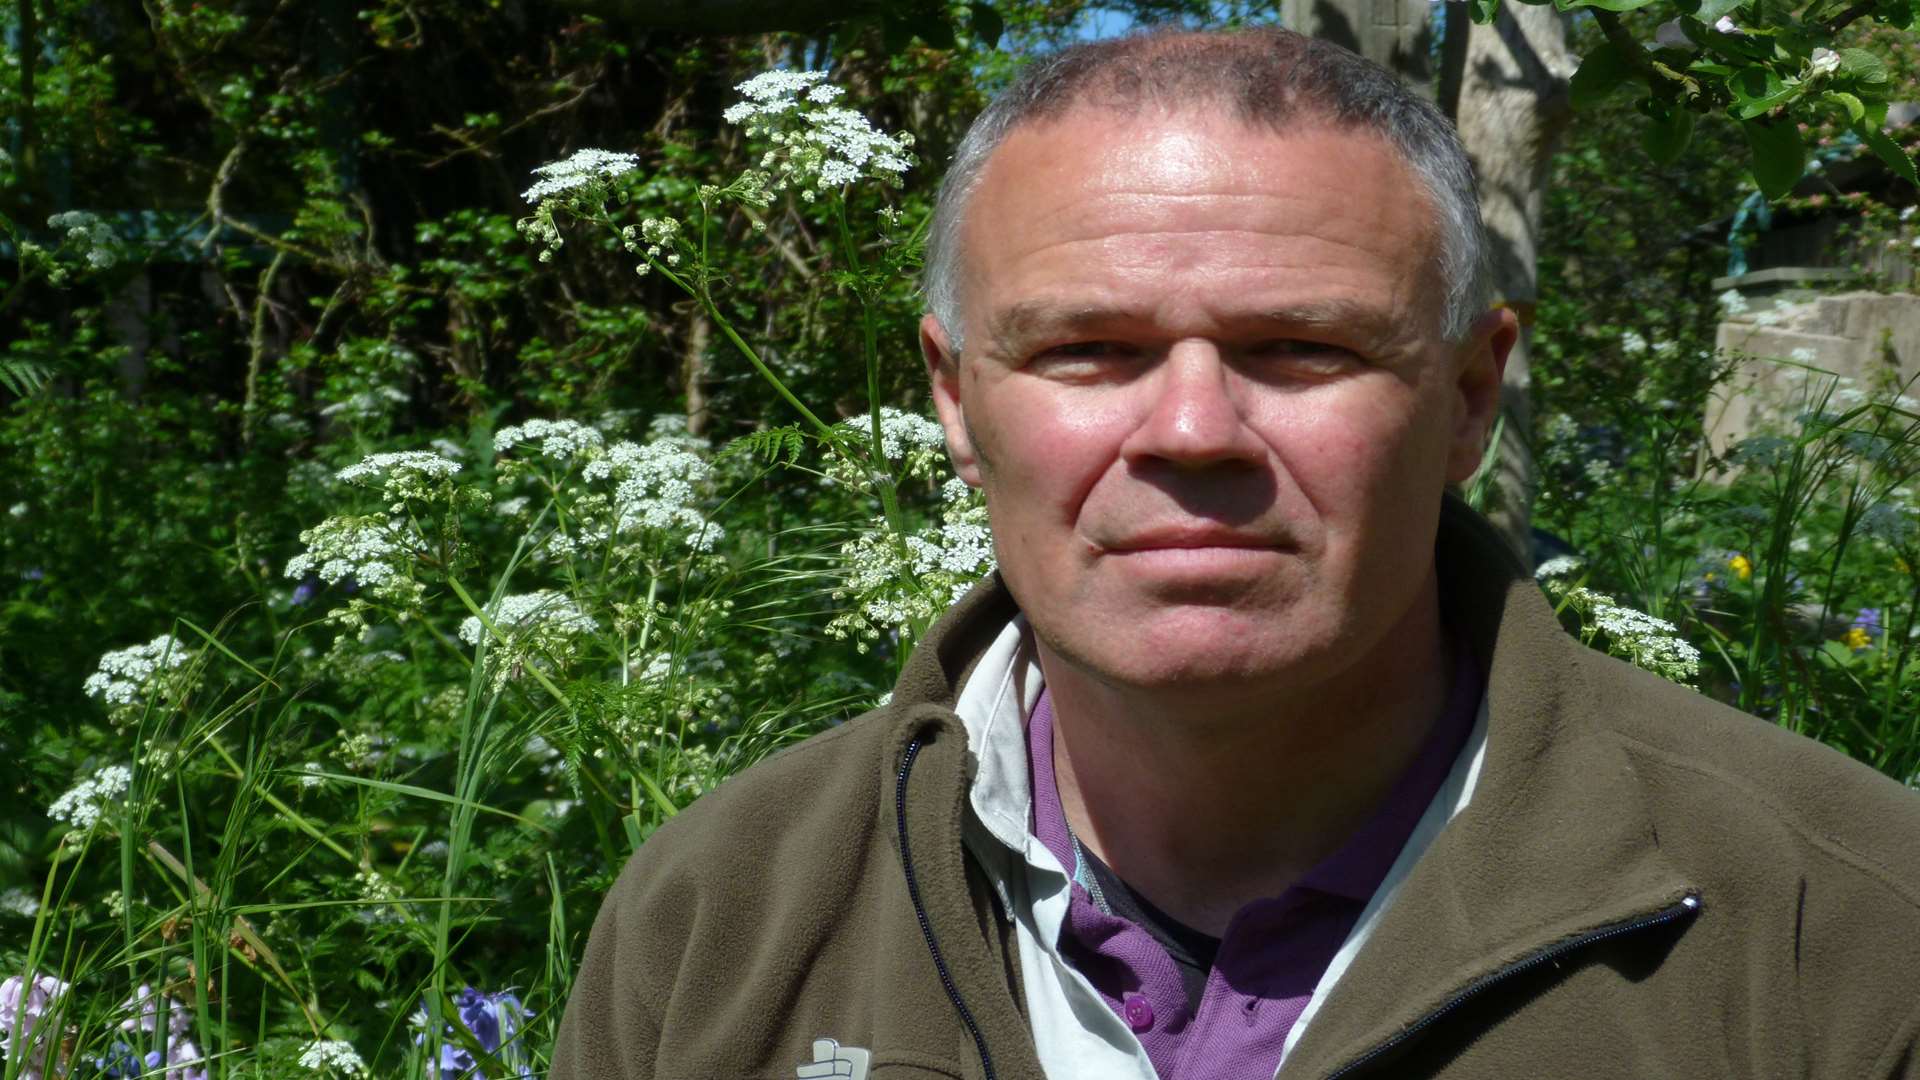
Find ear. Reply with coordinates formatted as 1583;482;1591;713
1444;305;1518;486
921;314;984;487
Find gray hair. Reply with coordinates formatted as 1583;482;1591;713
922;27;1491;350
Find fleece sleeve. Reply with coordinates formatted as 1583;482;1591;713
548;854;673;1080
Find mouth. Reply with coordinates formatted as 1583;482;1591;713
1101;527;1287;553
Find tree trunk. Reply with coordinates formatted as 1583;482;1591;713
1281;0;1437;94
1453;3;1575;569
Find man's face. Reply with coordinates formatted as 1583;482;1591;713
923;109;1508;696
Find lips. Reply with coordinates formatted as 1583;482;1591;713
1100;526;1287;552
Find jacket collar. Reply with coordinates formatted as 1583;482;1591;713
1279;500;1695;1076
884;497;1694;1078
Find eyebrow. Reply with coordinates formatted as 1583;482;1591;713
985;297;1418;355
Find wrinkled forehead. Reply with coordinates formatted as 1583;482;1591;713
955;106;1449;337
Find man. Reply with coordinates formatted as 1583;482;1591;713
553;28;1920;1080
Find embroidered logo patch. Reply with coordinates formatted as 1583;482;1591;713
796;1037;870;1080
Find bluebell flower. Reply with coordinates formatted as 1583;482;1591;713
413;987;533;1079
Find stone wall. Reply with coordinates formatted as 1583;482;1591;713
1706;287;1920;452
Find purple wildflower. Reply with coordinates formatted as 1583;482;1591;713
414;987;533;1079
1;973;70;1080
1854;608;1884;639
95;984;207;1080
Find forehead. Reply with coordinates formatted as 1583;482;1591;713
957;108;1445;342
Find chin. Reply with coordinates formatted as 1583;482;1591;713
1049;621;1341;695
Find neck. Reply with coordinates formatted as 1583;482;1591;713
1042;575;1451;936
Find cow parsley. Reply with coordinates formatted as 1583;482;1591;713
48;764;133;831
1547;583;1702;685
520;148;641;203
48;210;119;270
495;418;606;462
284;515;422;604
335;451;463;504
459;591;599;692
83;635;192;713
723;69;914;195
590;438;723;551
297;1039;368;1077
828;407;949;485
828;478;995;647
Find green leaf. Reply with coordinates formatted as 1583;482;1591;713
1742;118;1806;198
1857;124;1920;185
1570;42;1636;110
1819;640;1855;667
1694;0;1745;22
1557;0;1657;11
1470;0;1501;23
967;3;1004;49
1734;81;1801;119
1642;107;1696;164
907;7;958;49
1826;90;1866;124
1836;48;1889;83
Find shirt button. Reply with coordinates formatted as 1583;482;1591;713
1122;993;1154;1032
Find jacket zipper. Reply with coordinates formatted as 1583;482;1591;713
1324;891;1702;1079
898;736;1001;1080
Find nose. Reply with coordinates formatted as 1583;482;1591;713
1122;341;1266;469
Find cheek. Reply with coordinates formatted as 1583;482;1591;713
967;382;1128;519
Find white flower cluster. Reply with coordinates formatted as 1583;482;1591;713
723;70;914;195
48;210;119;270
828;478;995;647
587;438;724;551
828;407;949;487
459;590;600;692
83;635;192;710
1550;583;1702;685
622;216;685;275
521;148;641;203
1;973;69;1080
458;589;598;647
335;450;463;504
297;1038;368;1076
0;886;39;919
284;514;419;603
47;764;133;831
1533;555;1584;580
496;418;606;462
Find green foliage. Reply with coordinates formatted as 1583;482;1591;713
1;0;1915;1076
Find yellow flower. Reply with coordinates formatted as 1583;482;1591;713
1844;626;1872;650
1729;554;1753;581
1899;556;1912;575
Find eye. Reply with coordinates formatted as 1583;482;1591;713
1025;341;1146;378
1240;339;1361;372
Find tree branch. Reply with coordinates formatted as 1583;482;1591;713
1825;0;1877;33
1592;9;1699;99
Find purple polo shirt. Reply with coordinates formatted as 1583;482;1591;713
1027;646;1481;1080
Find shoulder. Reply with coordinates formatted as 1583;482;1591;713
609;705;906;904
1570;644;1920;913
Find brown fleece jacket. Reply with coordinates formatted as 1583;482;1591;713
550;499;1920;1079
